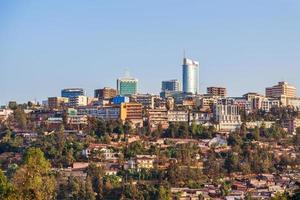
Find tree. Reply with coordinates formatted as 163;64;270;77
12;148;56;200
85;177;96;200
224;152;239;174
0;170;15;200
14;107;27;130
158;185;171;200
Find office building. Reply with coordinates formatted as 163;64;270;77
94;87;117;99
61;88;85;98
117;76;138;96
182;58;199;94
266;81;296;98
161;79;180;92
207;87;227;97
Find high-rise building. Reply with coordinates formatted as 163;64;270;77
161;79;180;92
94;87;117;99
182;58;199;94
61;88;85;98
117;77;138;96
207;87;227;97
265;81;296;98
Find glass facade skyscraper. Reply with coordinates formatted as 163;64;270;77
61;88;85;98
161;79;180;92
182;58;199;94
117;77;138;96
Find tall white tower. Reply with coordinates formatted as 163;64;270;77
182;57;199;94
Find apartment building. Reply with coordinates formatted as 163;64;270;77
266;81;296;98
207;87;227;97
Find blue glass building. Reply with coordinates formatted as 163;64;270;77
61;88;85;98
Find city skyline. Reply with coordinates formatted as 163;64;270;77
1;1;300;104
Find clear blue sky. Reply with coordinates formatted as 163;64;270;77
1;0;300;105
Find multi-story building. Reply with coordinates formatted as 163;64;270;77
61;88;85;98
189;112;212;125
147;108;169;131
260;98;280;112
282;117;300;134
97;106;120;120
67;115;88;125
77;105;121;120
48;97;69;110
117;77;138;96
161;79;180;92
280;96;300;109
182;57;199;94
94;87;117;99
167;110;189;122
196;94;218;110
120;102;143;127
112;95;130;105
213;104;241;131
68;95;88;107
266;81;296;98
130;94;159;109
207;87;227;97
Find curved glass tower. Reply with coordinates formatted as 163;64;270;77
182;58;199;94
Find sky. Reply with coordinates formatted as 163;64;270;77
1;0;300;105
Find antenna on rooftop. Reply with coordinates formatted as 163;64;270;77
124;69;130;78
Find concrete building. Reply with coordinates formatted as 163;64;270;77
94;87;117;99
213;104;241;131
61;88;85;98
280;96;300;109
117;77;138;96
161;79;181;92
68;96;88;107
135;155;157;169
182;57;199;94
196;94;218;110
282;117;300;134
120;102;143;127
167;110;189;122
130;94;159;109
147;108;169;131
266;81;296;98
48;97;69;110
97;106;120;120
77;105;120;120
207;87;227;97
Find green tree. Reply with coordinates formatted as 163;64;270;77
158;185;171;200
0;170;15;200
85;177;96;200
12;148;56;200
14;107;27;130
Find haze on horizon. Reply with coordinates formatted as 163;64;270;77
1;0;300;105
